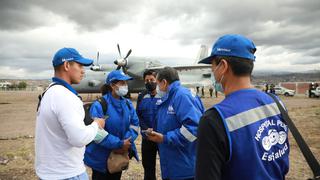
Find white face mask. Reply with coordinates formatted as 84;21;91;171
156;84;167;98
115;85;128;97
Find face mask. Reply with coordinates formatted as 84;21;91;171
156;84;167;98
211;63;224;93
115;85;128;97
145;82;157;91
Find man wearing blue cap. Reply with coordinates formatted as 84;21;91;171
195;35;289;180
35;48;106;180
84;70;140;180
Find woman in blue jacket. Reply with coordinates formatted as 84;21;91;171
84;70;139;180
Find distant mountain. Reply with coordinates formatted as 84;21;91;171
252;70;320;84
252;69;320;76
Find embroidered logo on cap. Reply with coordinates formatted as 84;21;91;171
62;58;74;62
217;48;231;52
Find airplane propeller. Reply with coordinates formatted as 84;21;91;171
90;51;101;71
117;44;122;58
125;49;132;59
114;44;132;74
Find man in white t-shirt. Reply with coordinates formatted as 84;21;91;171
35;47;105;180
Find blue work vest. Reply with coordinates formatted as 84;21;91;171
214;89;289;180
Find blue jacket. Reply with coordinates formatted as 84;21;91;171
156;81;204;180
214;89;289;180
136;91;161;138
84;92;140;173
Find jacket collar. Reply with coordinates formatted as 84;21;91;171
168;81;180;94
160;81;181;103
106;92;126;108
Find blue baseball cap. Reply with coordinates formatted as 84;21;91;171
52;47;93;67
106;70;133;84
198;34;256;64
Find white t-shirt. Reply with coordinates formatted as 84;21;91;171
35;84;98;179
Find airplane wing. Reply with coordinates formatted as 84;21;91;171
180;79;212;88
74;45;212;94
146;64;211;71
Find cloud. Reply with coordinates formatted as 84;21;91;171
0;0;144;31
0;0;319;79
0;1;47;30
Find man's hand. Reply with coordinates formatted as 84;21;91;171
147;131;164;143
93;118;105;129
141;128;153;136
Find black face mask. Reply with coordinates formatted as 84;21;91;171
145;82;157;91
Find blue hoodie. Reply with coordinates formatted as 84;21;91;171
156;81;204;179
84;92;139;173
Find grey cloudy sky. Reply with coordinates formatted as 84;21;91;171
0;0;319;79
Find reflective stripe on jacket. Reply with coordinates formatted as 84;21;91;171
156;81;204;179
214;89;289;180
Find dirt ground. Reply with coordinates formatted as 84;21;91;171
0;91;319;180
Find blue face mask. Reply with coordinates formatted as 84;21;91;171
156;84;167;98
211;64;224;93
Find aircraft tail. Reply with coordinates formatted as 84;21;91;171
194;45;208;64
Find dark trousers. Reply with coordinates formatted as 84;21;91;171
142;138;158;180
92;168;122;180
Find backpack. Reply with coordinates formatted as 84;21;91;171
83;96;132;125
83;97;108;125
136;90;148;108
